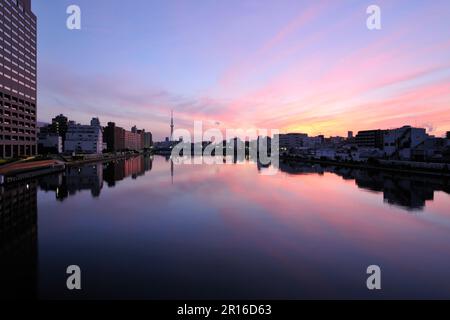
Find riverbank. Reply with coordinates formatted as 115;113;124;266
0;159;65;184
0;152;151;184
280;155;450;178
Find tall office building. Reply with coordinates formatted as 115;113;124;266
0;0;37;158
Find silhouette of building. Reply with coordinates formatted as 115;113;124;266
275;133;308;151
0;0;37;158
355;129;386;149
37;131;62;154
103;122;125;152
51;114;68;146
446;131;450;140
144;132;153;148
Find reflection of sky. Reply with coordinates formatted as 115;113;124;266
37;156;450;299
35;1;450;140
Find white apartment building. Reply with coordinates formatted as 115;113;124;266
383;126;429;160
65;118;103;154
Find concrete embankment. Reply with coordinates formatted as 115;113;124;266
0;160;66;184
0;153;149;184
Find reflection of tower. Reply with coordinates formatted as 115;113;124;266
171;159;174;185
170;110;174;141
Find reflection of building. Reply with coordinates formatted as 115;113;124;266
103;156;153;187
277;160;450;211
0;180;38;299
65;164;104;198
40;165;104;200
65;118;104;154
38;156;154;199
0;0;37;158
124;156;145;179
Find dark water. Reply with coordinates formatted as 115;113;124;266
1;155;450;299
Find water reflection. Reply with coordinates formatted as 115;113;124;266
3;155;450;299
39;156;154;200
0;181;38;299
36;155;450;212
277;160;450;211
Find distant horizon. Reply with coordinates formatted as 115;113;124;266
34;0;450;140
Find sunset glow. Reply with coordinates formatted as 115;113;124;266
35;0;450;140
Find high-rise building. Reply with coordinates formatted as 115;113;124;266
0;0;37;158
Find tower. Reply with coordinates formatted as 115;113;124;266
170;110;174;141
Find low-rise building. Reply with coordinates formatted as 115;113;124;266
65;118;104;154
384;126;429;160
412;137;449;162
275;133;308;152
103;122;125;152
144;132;153;149
38;132;62;154
355;129;386;149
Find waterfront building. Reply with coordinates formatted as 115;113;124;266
411;137;449;162
124;129;142;151
103;122;125;152
37;132;62;154
275;133;308;151
50;114;68;146
383;126;429;160
103;123;151;152
355;129;386;149
144;132;152;148
0;0;37;158
65;118;104;154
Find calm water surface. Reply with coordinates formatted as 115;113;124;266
2;155;450;299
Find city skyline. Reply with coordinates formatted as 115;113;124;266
34;0;450;140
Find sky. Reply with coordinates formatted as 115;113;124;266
34;0;450;140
